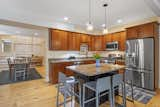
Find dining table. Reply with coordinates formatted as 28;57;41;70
66;63;126;107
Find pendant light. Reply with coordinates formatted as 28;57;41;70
86;0;93;31
103;3;108;34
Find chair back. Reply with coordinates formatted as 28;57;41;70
125;70;134;84
96;76;111;92
14;58;26;64
58;72;67;83
113;74;123;86
14;63;27;71
7;58;12;67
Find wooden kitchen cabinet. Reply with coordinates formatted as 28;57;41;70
68;32;80;50
103;31;126;51
91;36;104;51
49;62;74;84
119;32;126;51
80;34;92;50
111;32;121;42
49;29;68;50
138;22;155;38
126;22;158;39
104;34;112;43
126;27;138;39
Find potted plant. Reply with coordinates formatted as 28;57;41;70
93;53;101;67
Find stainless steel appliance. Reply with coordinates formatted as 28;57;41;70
106;41;118;51
125;38;154;90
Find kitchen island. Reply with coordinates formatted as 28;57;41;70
66;63;126;107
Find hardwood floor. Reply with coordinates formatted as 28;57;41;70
0;66;160;107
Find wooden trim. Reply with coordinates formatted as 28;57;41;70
126;21;158;29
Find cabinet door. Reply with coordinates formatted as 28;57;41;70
126;27;138;39
111;32;121;42
119;32;126;51
138;23;154;38
80;34;91;50
68;32;80;50
80;34;90;43
49;29;68;50
104;34;112;43
91;36;104;51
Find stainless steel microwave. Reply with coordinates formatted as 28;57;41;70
106;41;118;51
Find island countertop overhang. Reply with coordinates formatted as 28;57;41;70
66;63;126;77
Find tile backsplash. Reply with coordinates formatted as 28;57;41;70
47;51;125;59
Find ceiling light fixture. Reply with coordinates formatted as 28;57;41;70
34;32;39;36
64;17;69;21
117;19;122;23
86;0;93;31
102;3;108;34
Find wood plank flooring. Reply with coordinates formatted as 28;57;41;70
0;66;159;107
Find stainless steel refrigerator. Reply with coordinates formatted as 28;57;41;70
125;38;154;90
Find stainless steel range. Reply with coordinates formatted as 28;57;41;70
125;38;154;90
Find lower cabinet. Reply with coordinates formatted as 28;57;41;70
49;60;95;84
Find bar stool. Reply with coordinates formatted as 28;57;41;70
125;69;134;102
56;72;82;107
112;74;126;106
82;76;112;107
82;74;126;107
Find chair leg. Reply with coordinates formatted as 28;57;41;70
71;95;73;107
23;72;25;80
14;73;17;81
96;91;99;107
64;84;67;107
82;85;85;107
56;84;60;107
109;90;112;105
121;83;126;106
131;81;134;103
79;84;82;107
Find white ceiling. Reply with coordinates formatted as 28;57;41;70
0;0;158;34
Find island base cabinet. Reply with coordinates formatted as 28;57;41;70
49;62;75;84
49;60;95;84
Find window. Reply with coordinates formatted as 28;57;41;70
1;40;12;53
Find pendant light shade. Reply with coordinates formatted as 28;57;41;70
102;3;108;34
87;23;93;31
86;0;93;31
103;28;108;34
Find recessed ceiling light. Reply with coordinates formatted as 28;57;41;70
16;31;20;34
64;17;69;21
102;24;106;27
117;19;123;23
34;33;39;36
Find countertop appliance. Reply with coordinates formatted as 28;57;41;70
106;41;118;51
125;38;154;90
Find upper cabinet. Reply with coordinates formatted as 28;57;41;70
49;29;68;50
126;22;158;39
91;36;104;51
68;32;80;51
49;29;126;51
103;31;126;51
119;32;126;51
